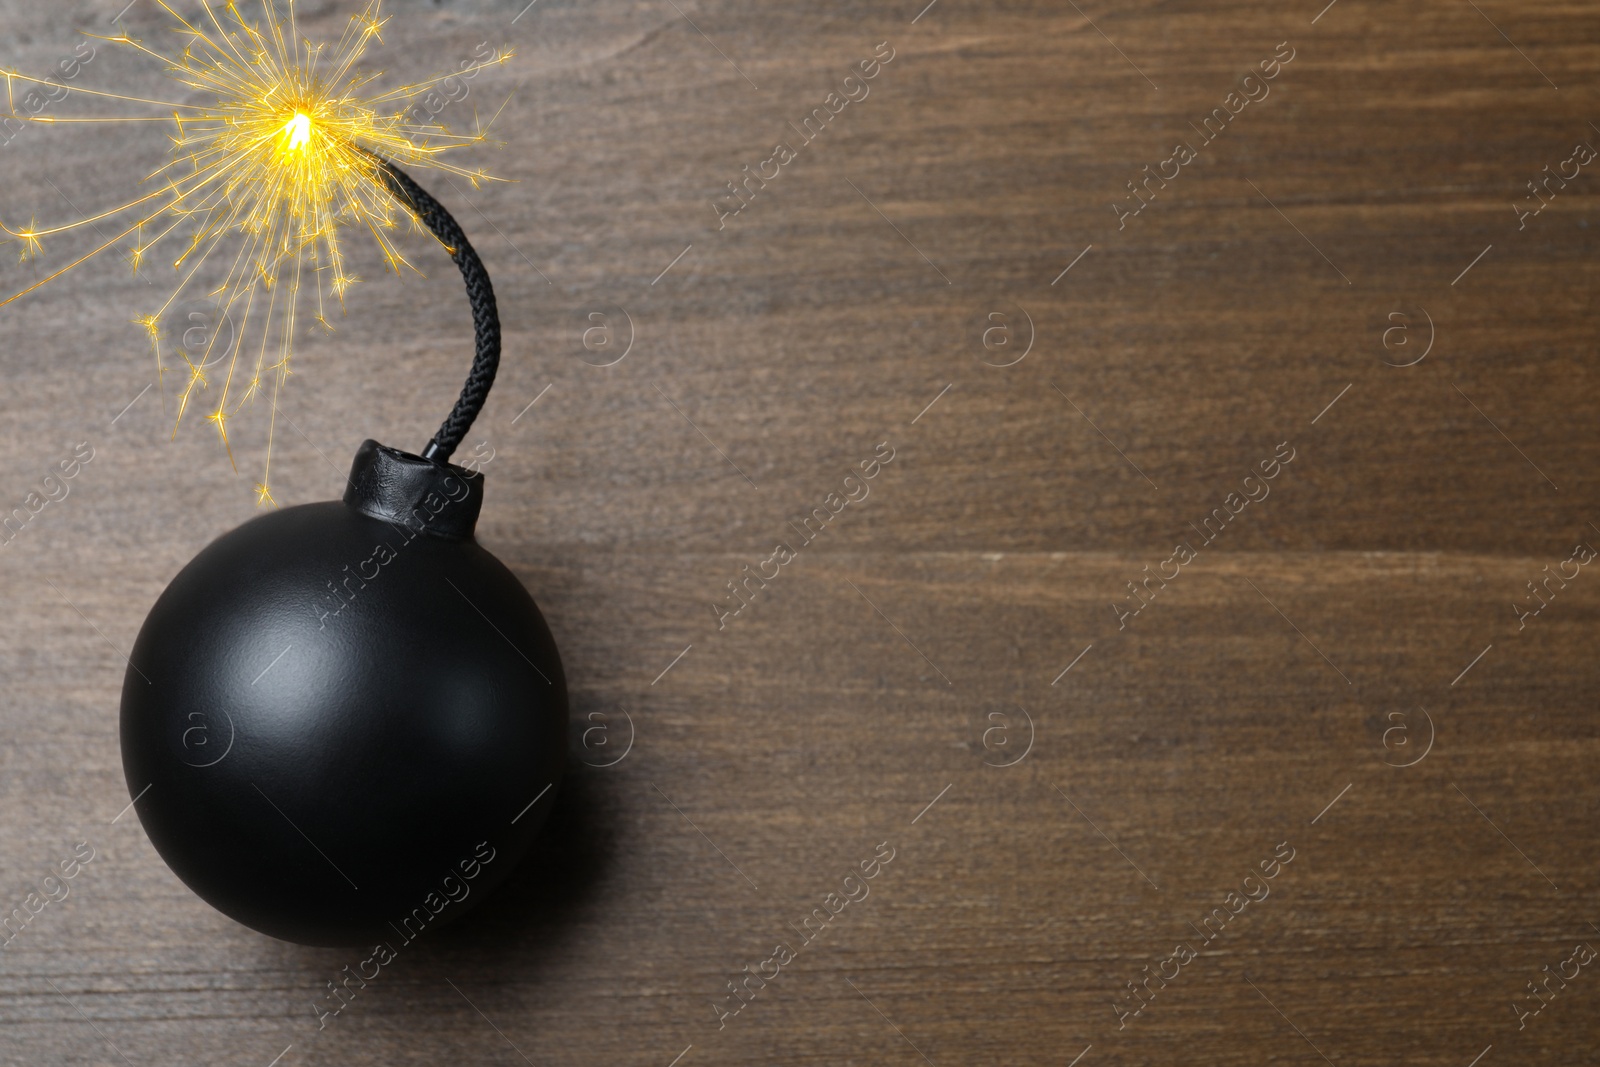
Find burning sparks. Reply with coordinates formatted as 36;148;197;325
282;111;314;152
0;1;514;504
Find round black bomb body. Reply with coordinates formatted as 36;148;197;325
120;441;567;946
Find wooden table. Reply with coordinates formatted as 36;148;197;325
1;0;1596;1064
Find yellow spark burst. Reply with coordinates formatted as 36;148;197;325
0;0;515;504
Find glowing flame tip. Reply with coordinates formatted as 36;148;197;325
282;111;312;151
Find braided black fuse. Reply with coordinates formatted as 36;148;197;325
370;154;501;464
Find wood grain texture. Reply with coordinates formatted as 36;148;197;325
1;0;1598;1064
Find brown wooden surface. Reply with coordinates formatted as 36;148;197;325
2;0;1599;1064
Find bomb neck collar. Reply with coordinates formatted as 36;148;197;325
342;439;484;541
